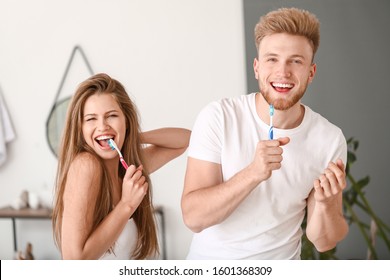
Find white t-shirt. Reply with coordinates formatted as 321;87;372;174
186;93;347;259
99;219;137;260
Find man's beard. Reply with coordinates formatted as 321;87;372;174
260;86;306;111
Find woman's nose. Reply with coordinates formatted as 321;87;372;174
97;118;109;131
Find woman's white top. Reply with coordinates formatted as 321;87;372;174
99;219;137;260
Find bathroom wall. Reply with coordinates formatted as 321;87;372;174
0;0;246;259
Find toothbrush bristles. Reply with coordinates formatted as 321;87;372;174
108;139;123;158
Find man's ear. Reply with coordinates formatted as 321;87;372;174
308;63;317;83
253;58;259;80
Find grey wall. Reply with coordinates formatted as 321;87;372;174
244;0;390;259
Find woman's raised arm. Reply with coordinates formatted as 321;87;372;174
140;127;191;173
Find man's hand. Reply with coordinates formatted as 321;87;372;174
313;159;346;205
250;137;290;182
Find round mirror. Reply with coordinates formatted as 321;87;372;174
46;97;71;157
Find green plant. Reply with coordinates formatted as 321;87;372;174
301;137;390;259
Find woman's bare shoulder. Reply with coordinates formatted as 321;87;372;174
67;153;102;188
70;152;101;172
63;153;102;224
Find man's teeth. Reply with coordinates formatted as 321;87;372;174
272;83;293;88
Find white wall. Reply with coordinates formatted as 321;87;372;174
0;0;246;259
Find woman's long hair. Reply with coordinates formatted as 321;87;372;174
52;73;158;259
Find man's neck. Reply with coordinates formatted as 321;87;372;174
255;93;305;129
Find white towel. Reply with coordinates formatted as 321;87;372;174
0;90;16;167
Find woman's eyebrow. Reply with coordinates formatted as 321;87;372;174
84;110;119;117
84;113;97;118
105;110;119;114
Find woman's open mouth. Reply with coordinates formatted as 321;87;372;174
95;135;115;148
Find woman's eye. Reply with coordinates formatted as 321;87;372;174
85;118;96;122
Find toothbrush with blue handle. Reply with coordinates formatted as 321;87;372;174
108;139;129;170
269;104;274;140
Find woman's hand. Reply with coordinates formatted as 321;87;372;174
120;165;148;211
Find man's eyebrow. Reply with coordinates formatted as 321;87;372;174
263;52;278;57
290;54;306;59
262;53;309;61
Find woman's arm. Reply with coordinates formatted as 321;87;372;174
140;127;191;173
61;153;125;259
61;154;145;259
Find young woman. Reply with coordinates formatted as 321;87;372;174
52;73;190;259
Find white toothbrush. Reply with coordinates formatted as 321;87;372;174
269;104;274;140
108;139;128;170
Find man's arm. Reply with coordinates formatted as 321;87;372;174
306;159;349;252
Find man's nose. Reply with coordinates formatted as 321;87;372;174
276;62;291;78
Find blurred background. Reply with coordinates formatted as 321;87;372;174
0;0;389;259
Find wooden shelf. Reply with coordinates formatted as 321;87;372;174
0;206;52;219
0;206;166;259
0;206;52;253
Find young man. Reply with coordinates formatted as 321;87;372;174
181;7;348;259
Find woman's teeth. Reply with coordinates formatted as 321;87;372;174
95;135;114;141
95;135;114;147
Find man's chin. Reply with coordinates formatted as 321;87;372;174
261;92;303;111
